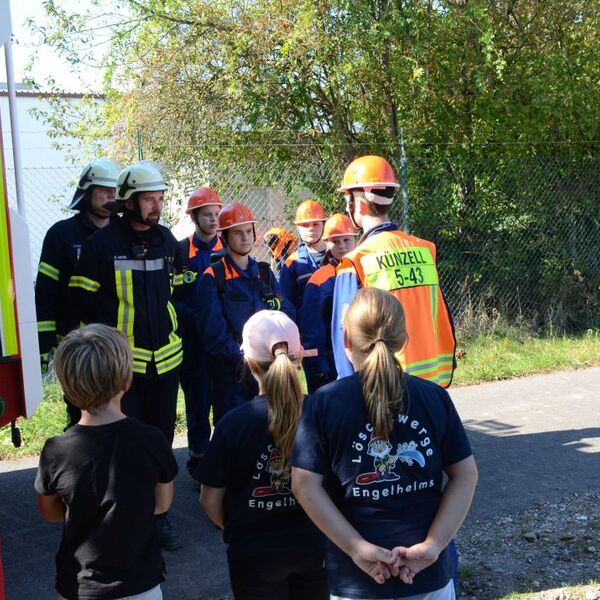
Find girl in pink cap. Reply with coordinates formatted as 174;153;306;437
198;311;327;600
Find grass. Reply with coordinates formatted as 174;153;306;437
453;329;600;386
499;580;599;599
0;385;188;461
1;329;599;460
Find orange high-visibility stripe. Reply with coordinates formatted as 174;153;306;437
188;234;223;259
307;263;336;287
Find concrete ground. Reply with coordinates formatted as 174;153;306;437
1;367;598;599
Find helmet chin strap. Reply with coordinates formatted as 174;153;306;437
193;215;217;238
221;226;256;253
300;223;323;245
127;196;158;227
85;192;111;219
78;188;109;219
346;191;361;230
87;205;110;219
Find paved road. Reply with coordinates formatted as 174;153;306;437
1;367;599;599
450;367;600;523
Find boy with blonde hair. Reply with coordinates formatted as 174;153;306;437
35;324;177;600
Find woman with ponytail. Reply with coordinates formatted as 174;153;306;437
198;310;327;600
292;288;478;600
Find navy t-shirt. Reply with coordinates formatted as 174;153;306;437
291;373;472;599
198;395;323;560
35;417;178;600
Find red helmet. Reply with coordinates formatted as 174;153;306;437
294;200;327;224
218;202;256;230
323;214;359;240
186;187;223;214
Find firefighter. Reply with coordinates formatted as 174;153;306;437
331;155;457;388
262;227;298;279
172;187;223;480
195;202;295;430
68;162;184;551
279;199;328;309
35;158;121;427
299;214;358;393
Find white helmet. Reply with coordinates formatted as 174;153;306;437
69;158;121;210
116;163;168;202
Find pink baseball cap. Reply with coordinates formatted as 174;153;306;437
241;310;317;362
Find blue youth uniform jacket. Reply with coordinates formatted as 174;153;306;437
279;242;322;310
196;254;295;366
299;258;337;391
172;233;222;351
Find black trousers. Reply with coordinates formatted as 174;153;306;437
227;549;328;600
121;367;180;445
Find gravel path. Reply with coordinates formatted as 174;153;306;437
456;490;600;599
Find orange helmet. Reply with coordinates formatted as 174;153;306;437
264;227;286;243
338;155;400;193
323;214;359;240
264;228;299;260
186;187;222;214
294;199;327;224
218;202;256;230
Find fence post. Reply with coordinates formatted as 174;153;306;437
399;128;409;232
137;129;144;161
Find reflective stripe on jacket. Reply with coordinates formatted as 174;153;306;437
35;213;104;354
68;216;184;377
332;222;456;388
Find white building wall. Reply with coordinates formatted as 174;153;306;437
0;91;86;279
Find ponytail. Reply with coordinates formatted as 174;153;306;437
343;288;407;438
361;340;404;438
258;344;304;475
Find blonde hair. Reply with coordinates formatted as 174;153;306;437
53;324;133;412
343;288;407;438
251;342;304;476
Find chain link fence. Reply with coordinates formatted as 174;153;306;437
6;165;80;277
8;155;600;334
404;156;600;334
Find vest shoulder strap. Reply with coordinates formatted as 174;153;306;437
212;259;277;306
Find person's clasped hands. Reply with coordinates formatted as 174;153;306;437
352;538;442;585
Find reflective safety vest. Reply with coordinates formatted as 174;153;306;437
68;216;184;378
336;224;456;387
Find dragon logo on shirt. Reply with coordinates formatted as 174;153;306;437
356;434;426;485
252;447;291;497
